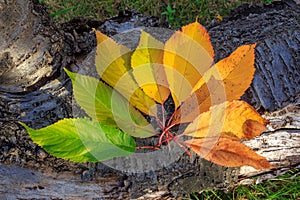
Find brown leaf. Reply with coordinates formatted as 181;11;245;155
185;137;274;169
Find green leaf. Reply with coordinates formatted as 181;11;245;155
65;69;115;126
20;118;136;162
65;69;156;138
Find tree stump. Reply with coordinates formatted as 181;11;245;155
0;0;299;199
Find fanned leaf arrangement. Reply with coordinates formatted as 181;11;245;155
21;21;274;169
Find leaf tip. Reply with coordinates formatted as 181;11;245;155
18;121;31;131
242;119;269;140
64;68;77;81
95;30;110;45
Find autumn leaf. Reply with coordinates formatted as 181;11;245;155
184;100;269;140
163;22;214;108
184;137;274;169
181;21;214;58
95;31;157;116
171;44;257;124
193;43;256;97
131;30;170;104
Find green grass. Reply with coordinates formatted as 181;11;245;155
43;0;273;28
188;167;300;200
40;0;300;199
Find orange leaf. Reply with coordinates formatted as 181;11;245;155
172;44;256;124
185;137;274;169
95;31;157;115
193;43;256;98
181;21;214;59
184;101;269;140
170;78;211;124
163;22;214;108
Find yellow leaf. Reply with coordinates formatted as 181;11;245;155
131;30;170;103
163;22;214;108
216;14;223;21
172;44;256;124
95;31;157;115
184;101;269;140
185;137;274;169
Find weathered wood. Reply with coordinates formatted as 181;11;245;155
0;0;299;199
0;164;127;200
240;104;300;178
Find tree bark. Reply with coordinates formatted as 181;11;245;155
0;0;299;199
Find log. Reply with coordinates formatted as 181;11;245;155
0;0;299;199
240;104;300;178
